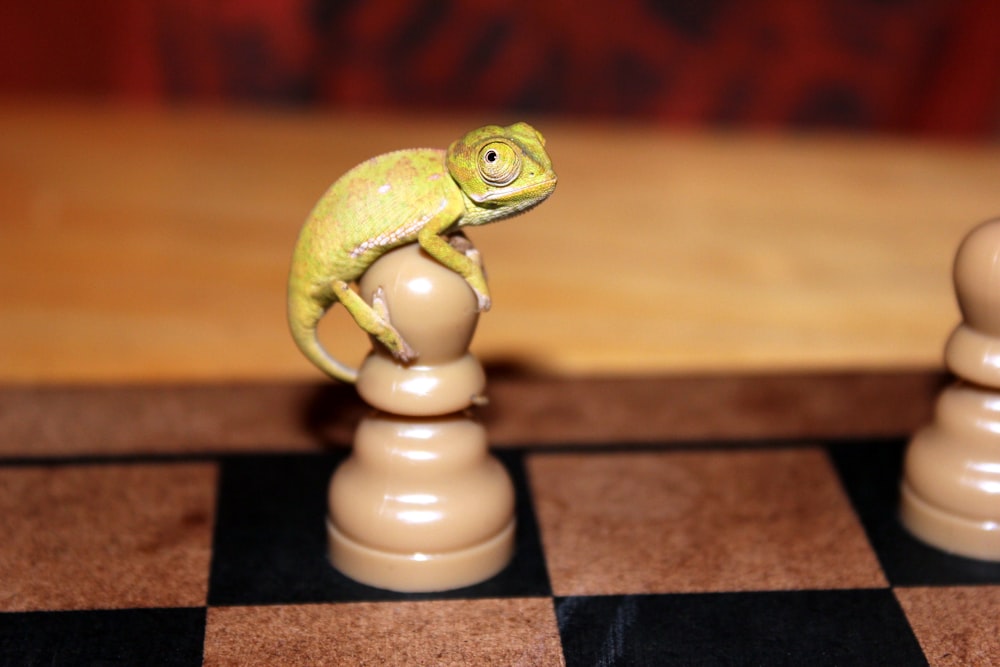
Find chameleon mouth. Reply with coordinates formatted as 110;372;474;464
472;175;558;204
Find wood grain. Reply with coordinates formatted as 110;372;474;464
2;102;998;382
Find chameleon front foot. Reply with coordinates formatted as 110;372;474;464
469;275;491;312
332;279;416;364
474;291;491;312
447;233;491;311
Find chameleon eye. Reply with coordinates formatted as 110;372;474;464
478;141;521;186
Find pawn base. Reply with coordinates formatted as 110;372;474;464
900;481;1000;561
327;517;515;592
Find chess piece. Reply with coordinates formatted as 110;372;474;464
354;235;487;415
900;218;1000;560
326;240;516;591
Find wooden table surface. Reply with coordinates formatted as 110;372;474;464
2;101;999;384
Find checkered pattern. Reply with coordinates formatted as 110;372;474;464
2;383;999;665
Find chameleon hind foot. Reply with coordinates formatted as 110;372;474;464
333;279;416;364
371;286;417;363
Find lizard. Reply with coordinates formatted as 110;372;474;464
287;122;557;383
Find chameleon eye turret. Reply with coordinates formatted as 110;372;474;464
478;140;521;186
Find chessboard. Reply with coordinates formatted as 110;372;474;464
2;370;998;666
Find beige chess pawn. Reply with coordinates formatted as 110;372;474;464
326;239;516;591
900;218;1000;560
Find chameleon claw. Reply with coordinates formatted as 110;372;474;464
372;286;418;362
447;233;489;307
371;286;392;321
477;292;492;312
465;247;483;268
391;334;417;364
381;322;417;363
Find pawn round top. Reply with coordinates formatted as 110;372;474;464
355;241;486;416
945;218;1000;386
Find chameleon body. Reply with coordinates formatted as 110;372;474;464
288;122;557;383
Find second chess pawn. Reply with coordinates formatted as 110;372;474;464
901;381;1000;560
900;219;1000;561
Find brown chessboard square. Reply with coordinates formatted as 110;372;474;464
203;597;564;666
528;446;887;596
0;462;216;611
894;585;1000;667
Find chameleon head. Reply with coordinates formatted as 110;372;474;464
446;122;557;218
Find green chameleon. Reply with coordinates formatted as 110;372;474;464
287;122;557;383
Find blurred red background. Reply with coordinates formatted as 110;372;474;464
1;0;997;138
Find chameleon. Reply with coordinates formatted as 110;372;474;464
287;122;557;383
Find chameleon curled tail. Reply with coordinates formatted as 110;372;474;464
286;282;361;384
286;252;420;385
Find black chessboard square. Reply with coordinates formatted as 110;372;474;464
0;607;205;667
556;589;926;667
208;450;549;605
829;440;1000;587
